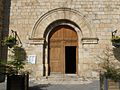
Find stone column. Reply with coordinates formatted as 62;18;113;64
39;44;44;76
45;44;48;77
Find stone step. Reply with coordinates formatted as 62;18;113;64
47;74;79;81
33;77;94;85
30;74;96;85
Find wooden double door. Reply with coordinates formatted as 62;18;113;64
48;25;78;75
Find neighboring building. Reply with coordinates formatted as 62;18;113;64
8;0;120;80
0;0;4;59
0;0;9;82
0;0;10;62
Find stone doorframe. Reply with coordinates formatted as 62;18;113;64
45;21;80;76
29;8;98;77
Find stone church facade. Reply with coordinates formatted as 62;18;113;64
2;0;120;79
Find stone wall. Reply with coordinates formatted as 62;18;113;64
9;0;120;79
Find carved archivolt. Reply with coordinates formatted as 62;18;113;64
31;8;97;40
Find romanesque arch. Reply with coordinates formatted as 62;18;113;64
29;8;98;76
31;8;97;39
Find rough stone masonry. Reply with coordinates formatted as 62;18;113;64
4;0;120;81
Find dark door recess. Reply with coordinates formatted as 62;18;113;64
65;46;76;74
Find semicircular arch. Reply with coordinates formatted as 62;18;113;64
31;8;97;39
44;19;82;42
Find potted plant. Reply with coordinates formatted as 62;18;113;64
3;35;17;48
111;36;120;47
98;47;120;90
0;45;29;90
100;67;120;90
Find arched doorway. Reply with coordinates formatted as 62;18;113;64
48;25;78;75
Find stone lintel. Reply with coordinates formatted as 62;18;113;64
81;37;99;44
28;38;45;45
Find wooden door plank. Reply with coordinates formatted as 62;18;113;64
49;25;78;74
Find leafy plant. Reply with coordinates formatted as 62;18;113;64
111;36;120;43
111;36;120;47
3;35;17;48
104;66;120;81
0;34;29;90
98;47;120;82
0;45;28;75
0;60;25;75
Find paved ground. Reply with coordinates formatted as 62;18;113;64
0;82;5;90
29;80;100;90
0;80;100;90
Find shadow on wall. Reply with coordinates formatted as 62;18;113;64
113;47;120;61
0;0;11;82
13;46;27;62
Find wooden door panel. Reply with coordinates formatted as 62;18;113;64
50;41;61;47
65;41;78;46
49;25;78;74
50;47;61;73
63;27;77;40
50;62;61;72
50;28;63;40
